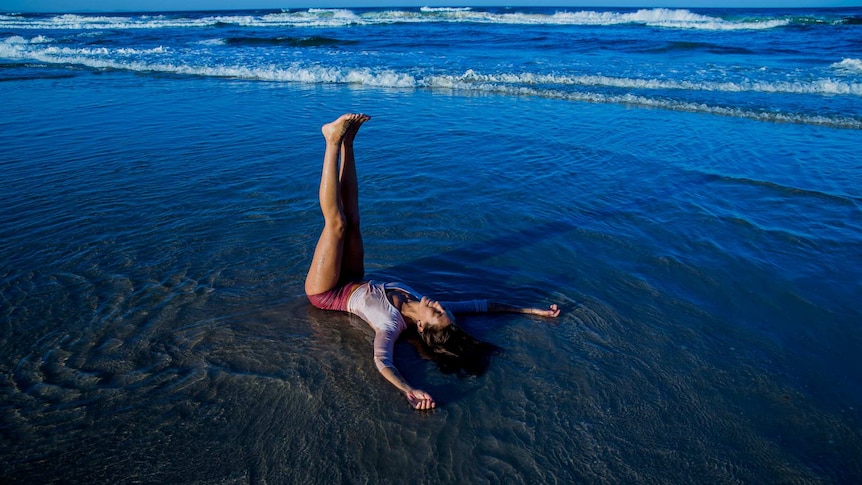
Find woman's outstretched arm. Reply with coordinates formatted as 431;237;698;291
377;366;436;410
488;302;561;318
440;299;561;318
374;329;435;410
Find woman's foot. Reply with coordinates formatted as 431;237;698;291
344;113;370;145
322;113;370;144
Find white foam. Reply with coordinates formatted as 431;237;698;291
420;7;472;13
0;8;791;31
255;10;364;27
0;39;416;87
432;69;862;97
116;46;168;55
41;46;111;56
0;13;221;30
3;39;168;58
831;58;862;74
0;35;46;57
195;39;226;46
2;35;29;45
410;8;789;30
616;8;789;30
305;9;362;23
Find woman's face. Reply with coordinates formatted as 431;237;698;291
416;296;454;333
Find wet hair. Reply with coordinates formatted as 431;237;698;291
411;321;501;377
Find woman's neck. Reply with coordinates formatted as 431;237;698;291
397;300;421;325
388;290;419;325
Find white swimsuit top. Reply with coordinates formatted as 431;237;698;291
346;280;488;372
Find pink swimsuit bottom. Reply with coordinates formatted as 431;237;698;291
307;282;360;312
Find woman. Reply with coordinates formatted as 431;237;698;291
305;113;561;410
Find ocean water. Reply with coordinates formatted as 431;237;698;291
1;6;861;484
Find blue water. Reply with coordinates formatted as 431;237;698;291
1;6;861;484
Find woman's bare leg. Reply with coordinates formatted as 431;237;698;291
304;114;363;296
339;114;370;282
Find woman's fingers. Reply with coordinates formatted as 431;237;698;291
530;304;561;318
407;390;436;410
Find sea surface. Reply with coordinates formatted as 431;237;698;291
1;6;861;484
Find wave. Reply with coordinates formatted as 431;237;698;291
45;45;169;56
0;13;208;30
3;36;859;129
831;58;862;74
419;7;473;13
0;61;79;82
644;41;756;55
456;83;862;129
0;36;418;86
439;69;862;97
2;37;168;56
699;172;861;207
6;36;858;98
533;8;791;30
0;8;802;31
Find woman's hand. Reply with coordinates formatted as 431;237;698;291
406;389;436;410
526;303;560;318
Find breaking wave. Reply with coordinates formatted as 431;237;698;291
831;58;862;74
441;69;862;97
0;8;804;31
3;35;859;129
4;37;859;98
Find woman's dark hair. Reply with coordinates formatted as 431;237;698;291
411;322;501;377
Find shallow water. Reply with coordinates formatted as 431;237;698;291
2;9;862;482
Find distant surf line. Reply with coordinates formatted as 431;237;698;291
0;8;838;31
